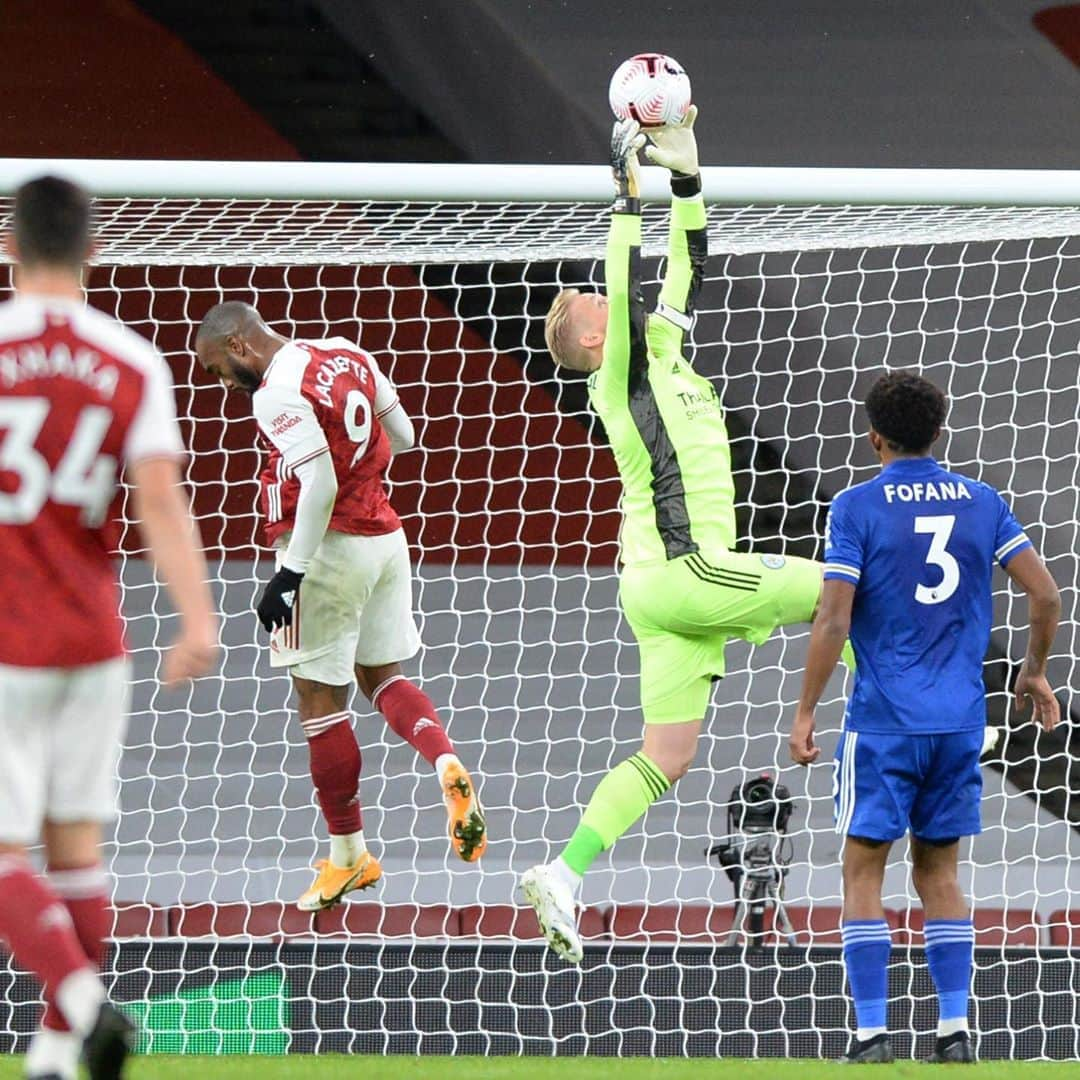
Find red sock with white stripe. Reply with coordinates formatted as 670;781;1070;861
0;855;103;1036
41;864;110;1034
302;712;366;867
371;676;455;768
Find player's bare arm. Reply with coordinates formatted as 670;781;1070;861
129;457;218;686
810;372;1047;1064
1003;545;1062;731
790;578;855;765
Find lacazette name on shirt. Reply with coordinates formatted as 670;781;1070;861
308;352;372;409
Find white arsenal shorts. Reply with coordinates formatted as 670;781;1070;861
0;657;131;845
270;528;422;686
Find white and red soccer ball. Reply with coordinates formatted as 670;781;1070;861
608;53;692;128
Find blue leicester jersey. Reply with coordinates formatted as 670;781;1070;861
824;457;1031;735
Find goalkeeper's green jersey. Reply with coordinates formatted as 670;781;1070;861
587;195;736;567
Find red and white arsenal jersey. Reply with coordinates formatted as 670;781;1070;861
253;338;402;547
0;295;183;668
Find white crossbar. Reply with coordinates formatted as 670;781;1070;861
0;159;1078;206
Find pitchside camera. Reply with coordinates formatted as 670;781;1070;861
708;773;796;945
728;773;794;834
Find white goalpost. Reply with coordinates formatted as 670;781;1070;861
0;160;1078;1060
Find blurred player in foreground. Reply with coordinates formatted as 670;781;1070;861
523;110;850;961
0;176;218;1080
196;303;486;911
790;371;1060;1064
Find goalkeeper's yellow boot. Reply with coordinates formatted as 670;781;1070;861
297;852;381;912
442;761;487;862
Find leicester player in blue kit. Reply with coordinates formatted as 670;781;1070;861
789;371;1061;1065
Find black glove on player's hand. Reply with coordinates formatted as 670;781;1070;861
256;567;303;632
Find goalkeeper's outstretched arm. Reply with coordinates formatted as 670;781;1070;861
601;119;649;390
645;106;707;359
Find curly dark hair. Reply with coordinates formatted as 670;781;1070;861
864;370;947;454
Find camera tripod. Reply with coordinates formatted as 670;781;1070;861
725;831;797;947
708;773;799;947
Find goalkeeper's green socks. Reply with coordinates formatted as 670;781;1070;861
558;752;671;880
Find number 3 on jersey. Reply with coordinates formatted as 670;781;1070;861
0;397;117;526
914;514;959;605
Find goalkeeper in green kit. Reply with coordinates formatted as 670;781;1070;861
521;110;841;961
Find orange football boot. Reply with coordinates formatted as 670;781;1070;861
296;851;382;912
443;761;487;862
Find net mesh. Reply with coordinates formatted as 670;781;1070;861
51;198;1080;264
1;195;1078;1058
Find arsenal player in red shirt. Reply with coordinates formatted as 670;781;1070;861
0;177;217;1080
195;302;486;912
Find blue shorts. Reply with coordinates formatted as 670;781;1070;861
833;729;983;843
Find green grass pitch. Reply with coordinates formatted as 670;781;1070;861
0;1058;1076;1079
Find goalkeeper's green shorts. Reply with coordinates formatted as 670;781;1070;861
619;550;823;726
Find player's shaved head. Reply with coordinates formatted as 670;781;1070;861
195;301;266;347
195;302;284;394
13;175;92;270
865;370;947;455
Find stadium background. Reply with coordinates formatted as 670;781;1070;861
0;0;1079;1061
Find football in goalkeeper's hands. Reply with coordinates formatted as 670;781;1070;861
608;53;692;128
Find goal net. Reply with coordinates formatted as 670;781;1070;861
1;166;1079;1060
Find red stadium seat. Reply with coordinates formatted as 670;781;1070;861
609;903;735;943
110;903;169;938
314;903;459;938
608;903;899;945
1046;910;1080;948
456;904;607;941
170;902;315;940
781;905;845;945
904;907;1042;947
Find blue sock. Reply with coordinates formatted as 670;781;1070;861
842;920;892;1039
924;918;974;1035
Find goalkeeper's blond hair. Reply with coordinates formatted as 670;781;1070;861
544;288;583;369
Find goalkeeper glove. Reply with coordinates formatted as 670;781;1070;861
644;104;700;178
256;567;303;632
610;118;646;206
